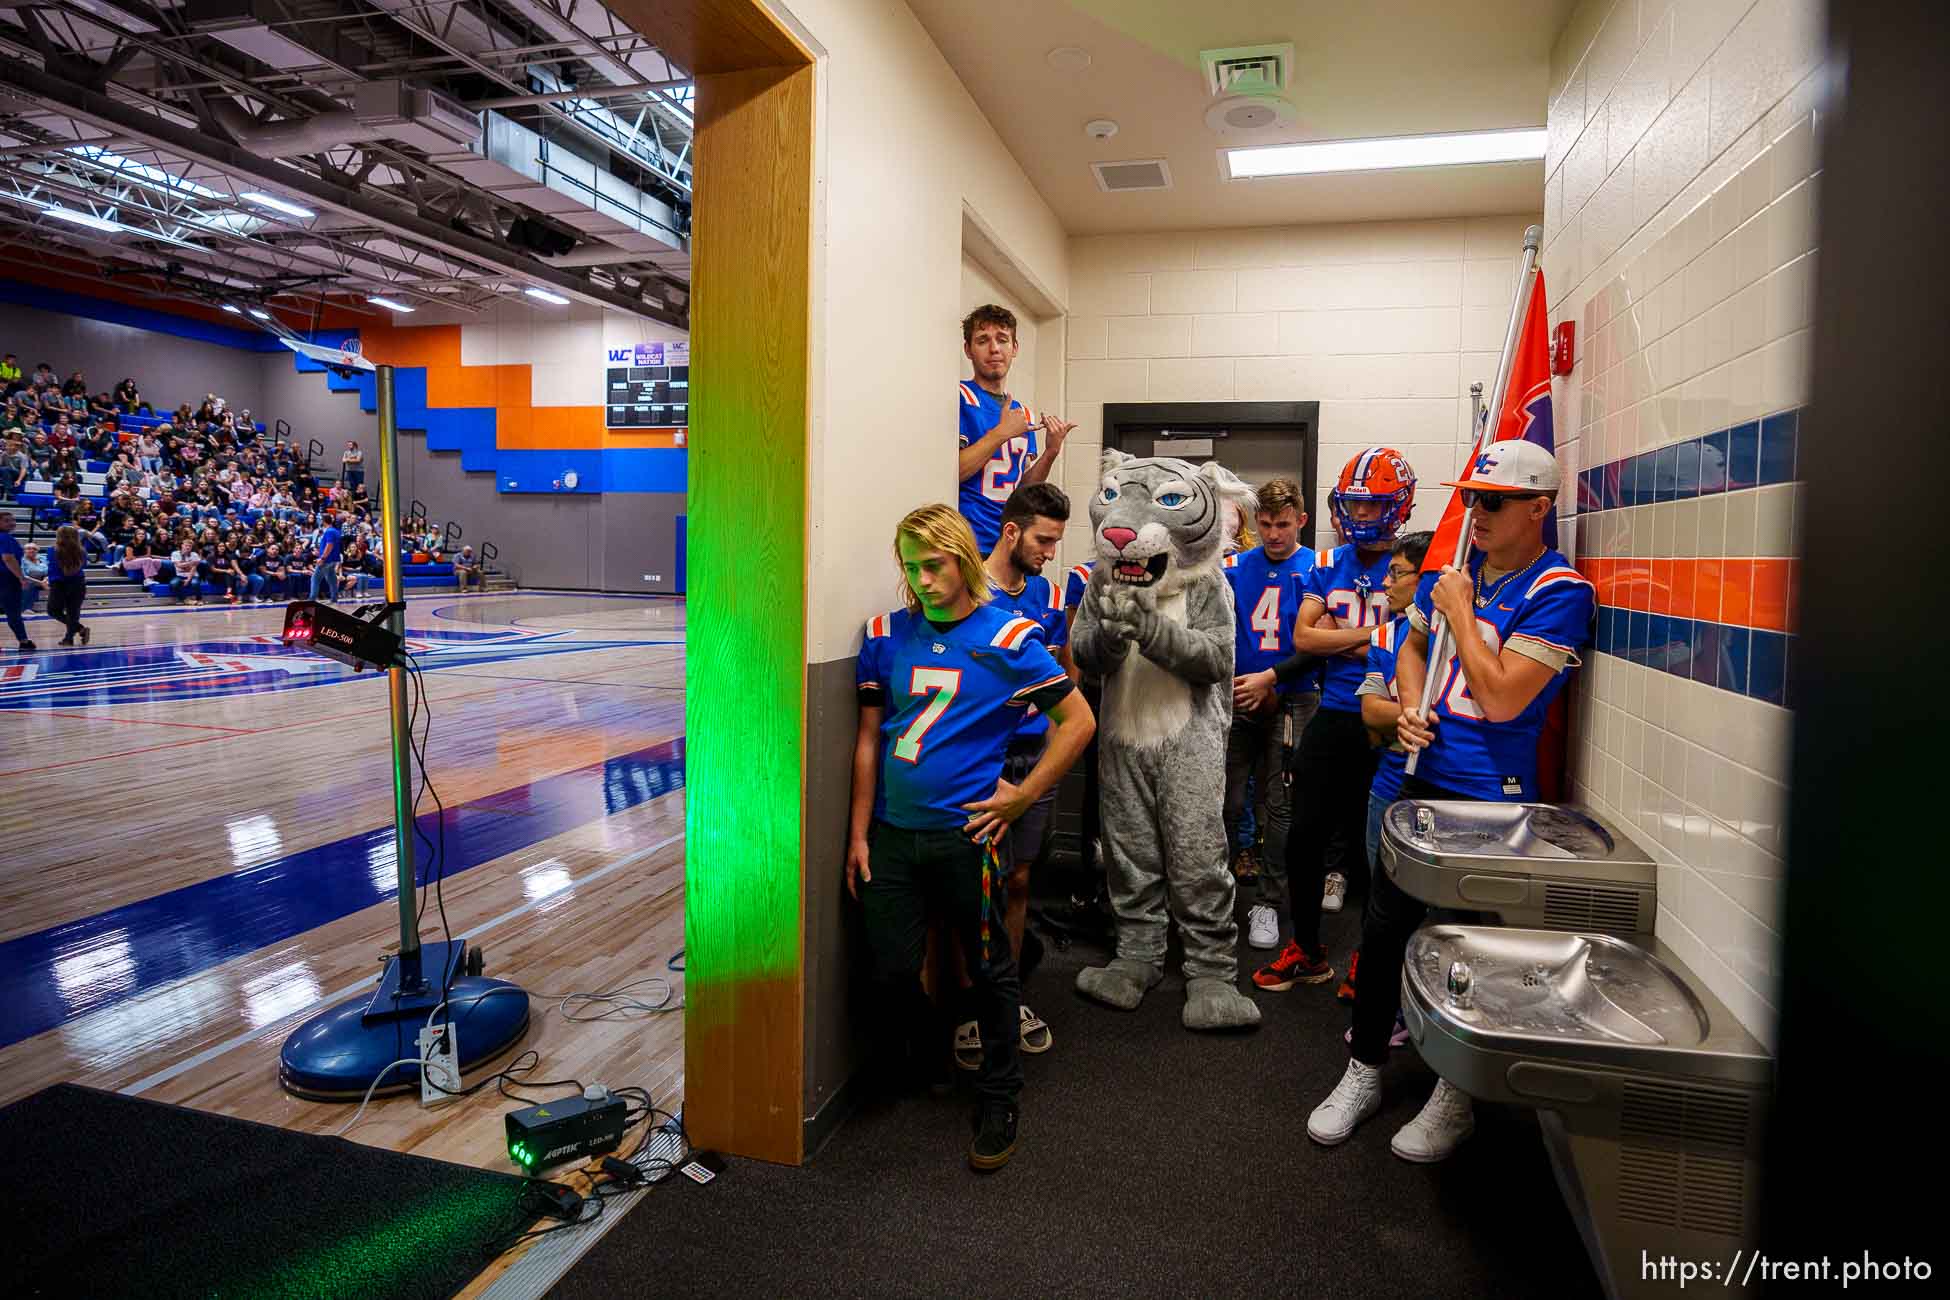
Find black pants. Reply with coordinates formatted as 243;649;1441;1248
1079;680;1103;877
1348;772;1480;1065
1283;706;1379;952
0;583;25;644
861;820;1022;1105
46;575;84;641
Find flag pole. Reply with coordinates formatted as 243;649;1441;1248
1406;223;1543;775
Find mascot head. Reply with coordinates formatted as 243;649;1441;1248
1090;450;1256;595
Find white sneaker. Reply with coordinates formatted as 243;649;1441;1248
1390;1078;1476;1163
1308;1058;1382;1146
1246;904;1279;950
1322;872;1347;913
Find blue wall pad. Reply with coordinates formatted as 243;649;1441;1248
0;279;285;351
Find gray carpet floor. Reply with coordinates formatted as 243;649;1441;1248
551;889;1603;1299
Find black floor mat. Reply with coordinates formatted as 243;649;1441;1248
1;1084;534;1300
550;896;1603;1300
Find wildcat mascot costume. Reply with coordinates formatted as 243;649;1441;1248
1071;450;1262;1030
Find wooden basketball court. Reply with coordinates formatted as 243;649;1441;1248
0;593;688;1238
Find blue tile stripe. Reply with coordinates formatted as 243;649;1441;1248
0;739;685;1050
1592;609;1793;708
1575;406;1802;514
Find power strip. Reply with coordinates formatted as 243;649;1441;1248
418;1023;462;1105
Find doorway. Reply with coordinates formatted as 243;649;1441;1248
1103;401;1320;550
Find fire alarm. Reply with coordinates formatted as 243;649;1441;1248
1551;321;1576;375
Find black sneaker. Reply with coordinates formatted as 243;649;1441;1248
16;641;34;652
968;1102;1018;1172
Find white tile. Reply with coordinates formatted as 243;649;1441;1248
1705;0;1828;158
1368;219;1468;263
1767;179;1818;269
1770;113;1818;200
1233;355;1320;401
1722;488;1756;556
1739;282;1770;358
1066;359;1148;403
1695;493;1725;559
1235;266;1310;314
1464;215;1538;260
1070;271;1151;317
1608;13;1673;173
1149;269;1237;315
1563;112;1612;218
1761;330;1810;411
1727;348;1766;423
1190;313;1281;358
1106;315;1192;359
1146;358;1235;402
1753;484;1794;556
1582;155;1639;272
1585;0;1645;110
1192;227;1292;269
1070;233;1194;276
1763;252;1815;341
1739;145;1775;225
1066;316;1107;360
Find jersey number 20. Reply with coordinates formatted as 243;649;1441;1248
893;667;961;763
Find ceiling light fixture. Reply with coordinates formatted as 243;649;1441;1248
241;191;315;219
1224;127;1549;179
1046;46;1092;73
43;205;123;233
523;287;570;305
367;295;415;313
222;304;243;314
248;308;271;320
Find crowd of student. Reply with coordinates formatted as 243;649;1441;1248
847;304;1595;1175
0;351;479;651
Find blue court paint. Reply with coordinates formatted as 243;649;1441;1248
0;626;675;710
0;739;685;1051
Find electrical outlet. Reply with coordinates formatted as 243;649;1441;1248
418;1023;462;1105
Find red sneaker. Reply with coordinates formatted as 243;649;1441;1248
1336;948;1362;1003
1252;940;1334;991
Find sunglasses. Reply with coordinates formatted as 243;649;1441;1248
1461;489;1546;513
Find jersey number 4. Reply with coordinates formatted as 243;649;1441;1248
1250;586;1283;651
892;667;961;763
1436;619;1502;721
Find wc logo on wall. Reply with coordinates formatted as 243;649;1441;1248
605;341;690;366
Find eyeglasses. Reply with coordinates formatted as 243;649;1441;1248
1460;489;1546;513
1386;565;1419;581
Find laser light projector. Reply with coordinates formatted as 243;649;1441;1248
282;600;404;671
506;1094;630;1172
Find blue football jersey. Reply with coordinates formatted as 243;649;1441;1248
1302;544;1396;713
1223;544;1318;692
856;603;1071;829
1408;551;1595;801
956;381;1039;553
1358;615;1411;804
988;573;1068;737
1063;561;1093;611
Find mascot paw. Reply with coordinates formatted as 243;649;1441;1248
1075;959;1164;1011
1182;977;1263;1031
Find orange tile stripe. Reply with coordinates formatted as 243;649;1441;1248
353;322;685;452
1576;557;1798;632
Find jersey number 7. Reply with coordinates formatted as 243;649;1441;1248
892;667;961;763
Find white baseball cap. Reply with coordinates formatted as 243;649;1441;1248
1441;438;1561;493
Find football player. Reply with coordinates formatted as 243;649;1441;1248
848;504;1095;1171
956;304;1074;553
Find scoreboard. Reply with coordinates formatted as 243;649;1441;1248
605;363;689;428
605;339;689;428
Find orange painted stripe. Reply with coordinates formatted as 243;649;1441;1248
1587;555;1796;634
1749;558;1791;632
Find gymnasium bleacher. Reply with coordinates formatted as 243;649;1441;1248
3;374;504;605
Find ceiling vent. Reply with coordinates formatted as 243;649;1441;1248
1091;159;1172;193
1201;43;1294;98
1200;43;1299;135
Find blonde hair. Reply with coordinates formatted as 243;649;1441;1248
893;504;991;614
